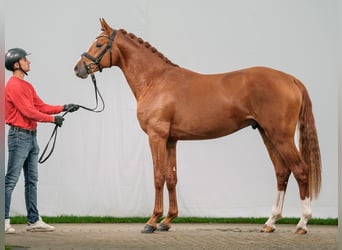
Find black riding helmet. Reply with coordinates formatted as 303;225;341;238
5;48;30;74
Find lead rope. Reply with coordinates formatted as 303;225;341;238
38;73;104;164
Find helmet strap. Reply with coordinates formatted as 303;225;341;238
14;61;28;76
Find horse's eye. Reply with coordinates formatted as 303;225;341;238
96;43;102;48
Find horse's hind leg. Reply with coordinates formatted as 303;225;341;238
266;133;312;234
288;156;312;234
258;129;291;233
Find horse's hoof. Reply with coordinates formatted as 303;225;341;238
260;224;275;233
141;224;157;233
294;227;308;234
157;223;170;231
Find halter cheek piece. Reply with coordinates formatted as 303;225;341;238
81;30;117;73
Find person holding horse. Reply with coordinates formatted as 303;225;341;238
4;48;79;233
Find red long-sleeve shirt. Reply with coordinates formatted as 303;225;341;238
5;76;64;130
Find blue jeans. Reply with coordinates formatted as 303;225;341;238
5;129;40;224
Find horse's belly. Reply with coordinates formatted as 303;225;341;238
170;116;249;140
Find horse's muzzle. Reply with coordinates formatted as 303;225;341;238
74;61;89;79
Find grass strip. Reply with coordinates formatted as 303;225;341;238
9;216;337;225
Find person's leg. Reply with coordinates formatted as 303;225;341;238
5;130;31;233
23;134;39;224
24;135;55;232
5;130;30;219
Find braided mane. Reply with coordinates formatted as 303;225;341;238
119;29;178;67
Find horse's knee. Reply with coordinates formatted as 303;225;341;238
166;177;177;189
154;176;165;189
166;169;177;189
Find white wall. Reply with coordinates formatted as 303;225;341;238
5;0;338;218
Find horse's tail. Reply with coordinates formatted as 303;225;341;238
297;80;322;200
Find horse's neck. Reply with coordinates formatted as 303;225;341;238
116;32;173;100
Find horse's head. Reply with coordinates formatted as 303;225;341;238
74;18;118;79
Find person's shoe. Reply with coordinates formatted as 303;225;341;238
5;219;16;234
27;217;55;232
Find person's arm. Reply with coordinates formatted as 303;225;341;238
8;83;57;122
32;88;64;115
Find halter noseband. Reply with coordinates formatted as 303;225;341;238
81;30;117;73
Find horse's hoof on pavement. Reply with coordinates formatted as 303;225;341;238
141;224;157;233
260;224;275;233
157;223;170;231
294;227;307;234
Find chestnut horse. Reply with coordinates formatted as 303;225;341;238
74;18;321;234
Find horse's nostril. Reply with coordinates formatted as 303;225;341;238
74;65;78;72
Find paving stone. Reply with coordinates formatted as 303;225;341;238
5;223;338;250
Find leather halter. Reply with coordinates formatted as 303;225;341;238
81;30;117;73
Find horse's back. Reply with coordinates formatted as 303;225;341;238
180;66;303;114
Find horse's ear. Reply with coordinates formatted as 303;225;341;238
99;18;111;33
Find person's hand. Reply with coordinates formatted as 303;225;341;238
63;104;80;112
54;116;65;127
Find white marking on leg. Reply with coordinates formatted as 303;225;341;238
265;191;285;230
296;197;312;231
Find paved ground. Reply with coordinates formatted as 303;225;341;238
5;223;338;250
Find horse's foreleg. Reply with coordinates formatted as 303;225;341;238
143;178;164;233
158;141;178;231
142;133;168;233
